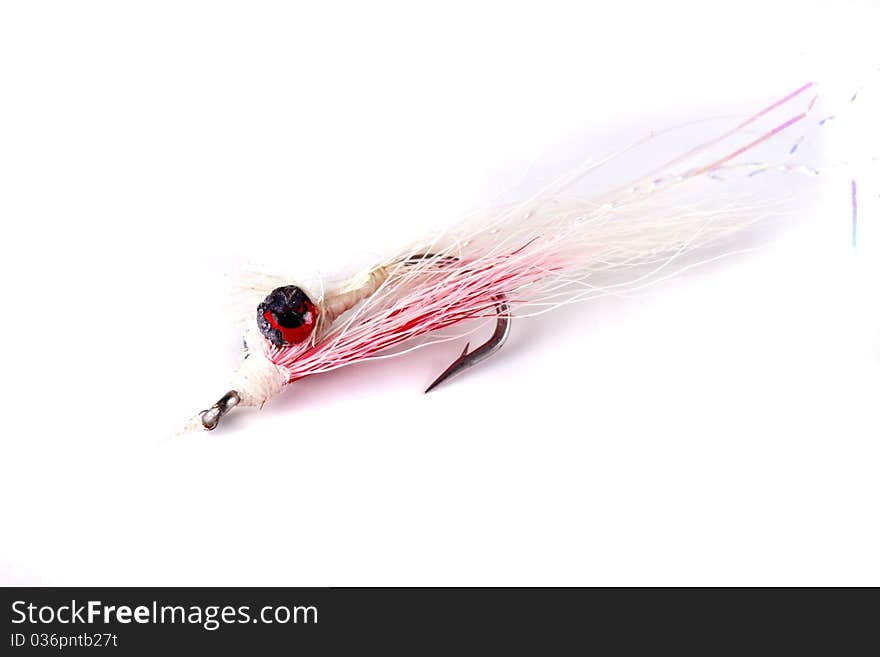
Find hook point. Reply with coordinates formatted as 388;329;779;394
423;297;510;394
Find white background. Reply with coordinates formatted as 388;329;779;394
1;1;878;585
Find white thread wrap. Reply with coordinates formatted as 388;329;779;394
231;327;290;407
321;266;389;325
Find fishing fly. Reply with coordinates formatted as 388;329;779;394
190;82;832;432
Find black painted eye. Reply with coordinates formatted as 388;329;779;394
257;286;317;347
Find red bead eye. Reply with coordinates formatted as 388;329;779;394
257;286;318;347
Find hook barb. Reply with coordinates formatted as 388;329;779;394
424;296;511;393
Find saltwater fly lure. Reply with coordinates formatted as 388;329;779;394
191;83;827;431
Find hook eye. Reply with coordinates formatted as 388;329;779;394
199;390;241;431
